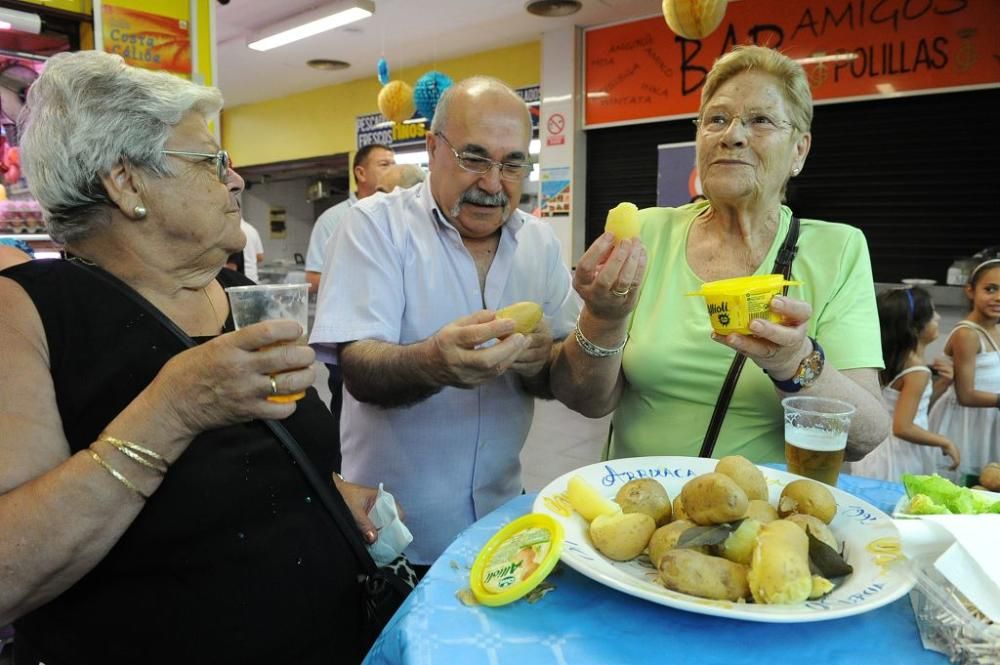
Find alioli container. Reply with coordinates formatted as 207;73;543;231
470;513;564;606
687;274;801;336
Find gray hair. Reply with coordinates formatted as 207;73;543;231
429;76;531;136
700;45;813;133
19;50;223;243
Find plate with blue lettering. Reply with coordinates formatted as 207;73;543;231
533;456;913;622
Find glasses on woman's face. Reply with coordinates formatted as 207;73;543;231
161;149;232;183
693;111;796;137
434;132;531;182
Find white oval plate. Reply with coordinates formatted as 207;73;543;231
532;456;914;623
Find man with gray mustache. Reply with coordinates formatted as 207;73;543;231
310;77;580;574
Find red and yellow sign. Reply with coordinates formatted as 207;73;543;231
585;0;999;126
101;4;191;75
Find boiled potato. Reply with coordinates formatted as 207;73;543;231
715;455;769;501
648;519;705;567
604;202;640;241
659;549;750;602
747;519;812;604
744;499;779;523
589;512;656;561
672;494;689;522
680;473;749;525
615;478;672;526
980;463;1000;491
495;301;543;334
784;513;838;550
810;575;835;599
778;479;837;524
717;518;761;565
566;475;621;522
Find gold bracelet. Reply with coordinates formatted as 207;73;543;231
100;434;169;474
88;449;149;500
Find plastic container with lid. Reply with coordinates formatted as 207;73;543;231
687;274;801;336
470;513;563;606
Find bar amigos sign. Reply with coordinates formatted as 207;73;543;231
585;0;998;126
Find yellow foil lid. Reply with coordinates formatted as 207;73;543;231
470;513;564;607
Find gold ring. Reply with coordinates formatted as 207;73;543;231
611;286;631;297
269;376;279;396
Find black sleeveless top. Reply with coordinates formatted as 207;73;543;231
5;260;364;665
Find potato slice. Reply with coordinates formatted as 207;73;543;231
495;301;543;334
566;475;621;522
604;202;640;241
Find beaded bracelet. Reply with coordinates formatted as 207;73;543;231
88;449;149;500
574;325;628;358
100;434;169;475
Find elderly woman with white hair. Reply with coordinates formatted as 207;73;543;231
0;51;392;664
552;45;889;464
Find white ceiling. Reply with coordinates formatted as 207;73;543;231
215;0;661;107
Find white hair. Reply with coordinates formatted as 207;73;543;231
429;76;531;136
18;50;223;243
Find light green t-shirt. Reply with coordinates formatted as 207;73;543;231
609;203;883;464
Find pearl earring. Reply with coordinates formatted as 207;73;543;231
133;205;147;219
791;167;800;176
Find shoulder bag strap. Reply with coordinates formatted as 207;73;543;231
698;216;800;458
71;260;381;576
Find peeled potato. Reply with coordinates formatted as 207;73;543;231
604;202;640;241
717;517;761;565
748;519;812;605
715;455;769;501
566;475;621;522
495;301;543;334
615;478;672;526
778;479;837;524
589;511;656;561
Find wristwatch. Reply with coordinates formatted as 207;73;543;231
766;337;825;393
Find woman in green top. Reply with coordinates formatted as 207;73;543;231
551;45;889;463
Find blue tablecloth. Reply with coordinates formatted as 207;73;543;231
364;473;944;665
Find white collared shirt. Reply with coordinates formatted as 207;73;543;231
310;177;580;563
304;192;358;273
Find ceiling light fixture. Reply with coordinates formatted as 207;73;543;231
307;59;350;70
248;0;374;52
0;8;42;34
524;0;582;17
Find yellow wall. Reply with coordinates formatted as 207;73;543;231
222;41;540;169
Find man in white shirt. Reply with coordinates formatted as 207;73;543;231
310;77;579;569
304;143;395;294
240;219;264;282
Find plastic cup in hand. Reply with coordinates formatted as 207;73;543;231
781;396;855;486
224;283;309;403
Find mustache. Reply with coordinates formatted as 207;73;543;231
461;188;509;208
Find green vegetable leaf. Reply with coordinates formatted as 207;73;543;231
902;474;994;514
806;531;853;578
676;521;741;549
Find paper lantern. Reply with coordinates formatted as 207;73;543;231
377;57;390;86
413;71;453;124
662;0;728;40
377;80;415;124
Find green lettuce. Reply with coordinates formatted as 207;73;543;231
901;474;1000;515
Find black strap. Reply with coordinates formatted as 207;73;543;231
698;217;800;458
71;260;380;576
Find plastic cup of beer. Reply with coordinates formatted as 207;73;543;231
224;283;309;403
781;396;855;486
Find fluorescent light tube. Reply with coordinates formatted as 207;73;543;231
0;8;42;34
248;0;374;52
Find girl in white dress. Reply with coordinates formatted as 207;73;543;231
854;287;959;481
929;260;1000;484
